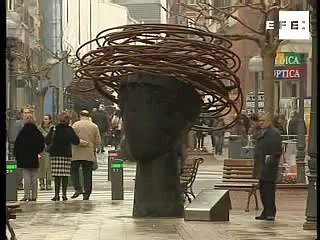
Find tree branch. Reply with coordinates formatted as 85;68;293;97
203;3;265;35
160;4;210;32
208;2;265;12
266;2;290;14
218;33;262;48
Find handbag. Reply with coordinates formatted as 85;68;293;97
92;150;98;171
92;160;98;171
45;126;56;152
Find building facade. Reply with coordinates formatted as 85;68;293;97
7;0;44;111
57;0;140;111
180;0;312;115
112;0;168;24
62;0;139;55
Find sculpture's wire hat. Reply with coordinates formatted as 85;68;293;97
75;24;243;131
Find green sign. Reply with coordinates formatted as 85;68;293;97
275;52;307;66
6;164;16;170
112;163;122;169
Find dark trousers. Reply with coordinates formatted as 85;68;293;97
54;176;68;196
196;131;204;148
210;134;215;149
113;130;121;149
214;135;224;155
259;180;277;217
17;168;23;188
71;160;93;196
99;131;107;150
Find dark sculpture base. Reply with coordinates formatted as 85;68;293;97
133;152;184;217
119;73;202;218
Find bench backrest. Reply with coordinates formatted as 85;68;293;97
222;159;257;182
180;158;204;187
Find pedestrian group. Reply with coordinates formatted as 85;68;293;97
13;104;121;202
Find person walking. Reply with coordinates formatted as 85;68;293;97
15;106;33;190
272;114;286;135
253;112;282;221
71;110;101;200
214;118;225;155
239;110;251;135
287;111;306;139
14;114;45;201
45;112;80;201
111;110;122;150
38;114;54;190
208;118;217;153
91;105;108;153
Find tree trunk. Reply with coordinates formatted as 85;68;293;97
36;88;48;123
261;48;277;118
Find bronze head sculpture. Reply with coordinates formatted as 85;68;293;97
76;24;242;217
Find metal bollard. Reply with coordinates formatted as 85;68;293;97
111;159;124;200
6;160;17;201
107;150;118;181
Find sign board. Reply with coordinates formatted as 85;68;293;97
274;52;307;80
48;61;74;87
245;92;264;113
266;11;310;40
108;152;118;157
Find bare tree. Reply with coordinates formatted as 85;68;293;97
11;48;75;122
165;0;292;117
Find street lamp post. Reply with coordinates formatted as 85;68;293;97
248;56;263;114
303;0;317;230
296;72;306;183
6;38;17;161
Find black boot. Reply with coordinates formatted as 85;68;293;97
39;179;45;191
62;177;68;201
51;177;61;201
46;179;52;190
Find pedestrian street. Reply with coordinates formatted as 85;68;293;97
18;149;224;203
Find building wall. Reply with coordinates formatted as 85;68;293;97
277;40;312;97
223;6;262;96
208;0;311;110
112;0;167;23
7;0;44;110
62;0;138;54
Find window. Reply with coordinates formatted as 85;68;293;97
198;0;213;4
29;16;34;32
7;0;15;11
282;81;298;98
281;0;289;6
213;0;230;7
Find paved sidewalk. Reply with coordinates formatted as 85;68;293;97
11;190;316;240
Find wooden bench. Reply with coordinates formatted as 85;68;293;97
214;159;259;212
6;202;21;240
180;157;204;203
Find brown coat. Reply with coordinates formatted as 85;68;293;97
72;119;101;162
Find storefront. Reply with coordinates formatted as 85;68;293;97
275;52;308;118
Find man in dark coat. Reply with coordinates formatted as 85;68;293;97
91;105;108;153
287;111;307;138
253;112;282;221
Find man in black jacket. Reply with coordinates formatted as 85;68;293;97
91;105;108;153
288;111;307;139
253;112;282;221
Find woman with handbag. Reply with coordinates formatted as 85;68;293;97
45;112;80;201
38;114;54;190
14;114;45;201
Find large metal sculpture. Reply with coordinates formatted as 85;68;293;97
75;24;242;217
